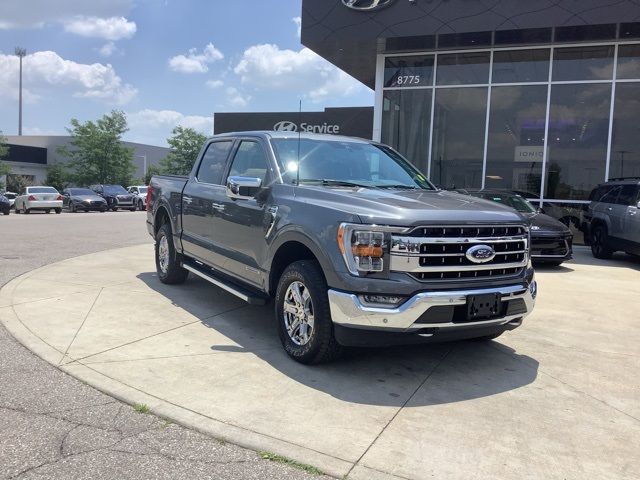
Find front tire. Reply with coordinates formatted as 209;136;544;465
275;260;342;364
591;224;613;259
55;208;62;214
155;223;188;285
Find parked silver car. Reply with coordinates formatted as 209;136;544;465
14;186;63;214
586;178;640;258
127;185;148;210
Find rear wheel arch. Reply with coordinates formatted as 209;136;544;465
154;206;171;236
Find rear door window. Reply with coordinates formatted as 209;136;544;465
197;141;233;185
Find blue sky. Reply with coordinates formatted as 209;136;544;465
0;0;373;146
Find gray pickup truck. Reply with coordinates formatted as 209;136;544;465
147;132;536;364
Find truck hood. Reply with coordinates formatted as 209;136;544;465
296;186;526;226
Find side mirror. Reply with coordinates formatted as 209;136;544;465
637;200;640;209
226;176;262;200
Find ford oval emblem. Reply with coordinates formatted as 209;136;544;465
466;244;496;264
273;121;298;132
342;0;395;12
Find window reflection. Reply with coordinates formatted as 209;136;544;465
492;49;550;83
431;88;487;188
485;85;547;195
381;89;432;174
545;83;611;200
553;46;614;81
617;44;640;79
610;82;640;179
436;52;490;85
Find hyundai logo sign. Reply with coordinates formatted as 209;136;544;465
273;121;298;132
342;0;395;11
465;245;496;264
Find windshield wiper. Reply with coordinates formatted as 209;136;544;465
298;179;374;189
375;184;420;190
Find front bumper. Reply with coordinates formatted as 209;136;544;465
531;234;573;262
328;281;536;334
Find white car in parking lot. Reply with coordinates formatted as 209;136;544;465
2;191;17;209
127;185;148;210
14;186;63;214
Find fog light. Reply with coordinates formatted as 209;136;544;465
529;280;537;300
360;294;405;308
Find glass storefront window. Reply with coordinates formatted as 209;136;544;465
552;45;614;81
431;87;487;188
485;85;548;195
436;52;490;85
609;82;640;179
617;44;640;79
381;89;432;174
492;49;550;83
545;83;611;200
384;55;434;88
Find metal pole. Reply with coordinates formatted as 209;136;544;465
15;47;26;136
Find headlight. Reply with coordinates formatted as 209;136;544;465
337;223;404;275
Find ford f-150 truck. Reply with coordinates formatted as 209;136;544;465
147;132;537;364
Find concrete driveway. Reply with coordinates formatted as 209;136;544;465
1;245;639;479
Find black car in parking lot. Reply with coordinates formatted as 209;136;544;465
466;190;573;266
89;184;136;212
62;188;108;212
0;193;10;215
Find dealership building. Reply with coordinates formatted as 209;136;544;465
301;0;640;237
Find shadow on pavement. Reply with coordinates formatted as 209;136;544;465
137;271;539;407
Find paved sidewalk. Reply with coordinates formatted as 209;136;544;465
2;240;639;479
0;212;327;480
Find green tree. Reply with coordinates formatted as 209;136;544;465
45;163;70;192
58;110;135;186
159;126;207;175
0;134;10;191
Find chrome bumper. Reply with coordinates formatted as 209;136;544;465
328;282;536;332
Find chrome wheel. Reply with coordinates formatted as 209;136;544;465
283;281;314;346
158;235;170;274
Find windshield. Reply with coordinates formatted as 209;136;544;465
475;192;537;213
104;185;127;195
270;138;434;190
28;187;59;194
69;188;96;196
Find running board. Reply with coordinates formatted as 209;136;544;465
182;262;268;305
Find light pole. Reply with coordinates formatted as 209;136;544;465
15;47;26;136
136;154;147;182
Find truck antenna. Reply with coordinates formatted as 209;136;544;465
296;99;302;186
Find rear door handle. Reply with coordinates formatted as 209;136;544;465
606;207;613;211
183;196;193;204
211;202;225;211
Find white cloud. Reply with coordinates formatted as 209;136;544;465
168;44;224;74
206;79;224;89
0;0;132;29
63;16;136;40
293;16;301;38
225;87;250;108
234;44;365;103
0;50;137;105
99;42;117;57
128;109;213;133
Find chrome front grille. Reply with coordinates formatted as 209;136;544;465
391;225;529;282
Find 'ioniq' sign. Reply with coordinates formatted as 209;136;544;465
341;0;396;12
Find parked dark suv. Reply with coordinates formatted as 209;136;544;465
89;185;136;212
585;178;640;259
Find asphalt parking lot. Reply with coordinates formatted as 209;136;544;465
1;211;639;479
0;211;327;480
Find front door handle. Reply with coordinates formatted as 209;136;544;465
212;202;225;211
607;207;613;211
183;196;193;204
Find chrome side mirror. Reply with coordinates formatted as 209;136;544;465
226;176;262;200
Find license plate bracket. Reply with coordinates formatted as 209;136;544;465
466;293;502;320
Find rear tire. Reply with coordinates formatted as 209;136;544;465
55;208;62;214
275;260;343;364
130;207;136;212
112;207;118;212
591;224;613;259
25;208;30;214
45;209;51;214
138;200;144;211
155;223;189;285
